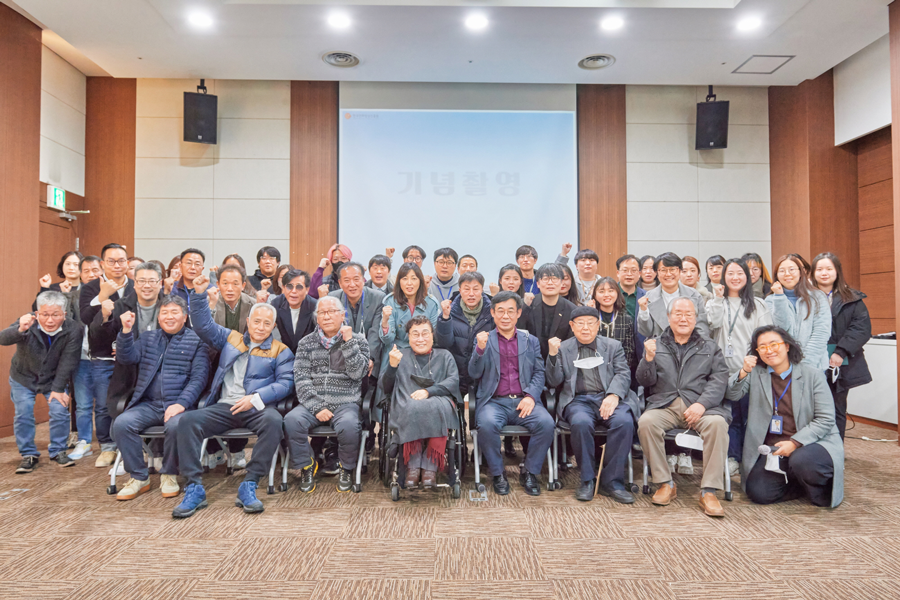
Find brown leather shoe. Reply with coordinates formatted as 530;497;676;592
699;492;724;517
651;482;677;506
421;470;437;488
405;468;421;489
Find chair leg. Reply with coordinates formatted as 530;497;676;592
723;453;733;501
551;429;558;485
267;446;279;494
107;450;122;494
472;431;485;492
642;455;650;495
141;438;155;474
199;438;209;472
352;431;367;492
280;446;290;492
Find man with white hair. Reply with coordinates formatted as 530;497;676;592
0;291;83;473
170;275;294;519
285;294;370;494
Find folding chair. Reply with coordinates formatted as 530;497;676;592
640;428;733;501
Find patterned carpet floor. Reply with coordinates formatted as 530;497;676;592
0;420;898;599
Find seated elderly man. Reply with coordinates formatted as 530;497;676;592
469;291;551;496
285;295;370;493
636;297;730;517
0;291;82;473
112;296;210;501
546;306;638;503
171;275;294;518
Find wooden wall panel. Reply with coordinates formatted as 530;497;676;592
290;81;338;273
858;127;893;187
860;273;897;319
83;78;136;257
859;226;895;274
0;4;42;438
576;84;627;277
859;179;894;231
887;0;900;442
871;318;896;336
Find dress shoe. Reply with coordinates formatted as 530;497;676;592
522;472;541;496
598;484;635;504
421;470;437;488
405;468;421;489
699;492;725;517
575;479;595;502
651;482;677;506
492;473;510;495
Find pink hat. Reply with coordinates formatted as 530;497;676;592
327;244;352;261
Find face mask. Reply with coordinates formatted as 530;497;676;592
829;366;840;384
39;323;63;336
573;355;604;370
332;261;345;272
410;375;435;388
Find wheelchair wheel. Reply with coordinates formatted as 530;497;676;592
106;485;117;495
630;483;640;494
352;483;362;493
267;484;275;495
279;482;288;492
476;482;486;493
452;482;461;499
642;485;651;495
390;483;400;502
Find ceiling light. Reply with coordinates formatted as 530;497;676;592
601;17;624;31
328;13;351;29
187;11;214;29
465;14;489;31
737;17;762;31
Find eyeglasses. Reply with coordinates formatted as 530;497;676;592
181;261;203;269
435;259;456;267
135;279;160;287
493;308;519;317
259;256;278;263
777;267;800;275
284;283;306;292
318;309;344;317
539;276;561;283
409;331;432;340
105;259;128;266
757;341;785;353
670;312;695;320
658;267;680;276
37;312;64;319
406;256;423;264
618;269;639;275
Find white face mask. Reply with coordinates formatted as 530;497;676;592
829;366;840;383
573;355;604;370
39;323;63;336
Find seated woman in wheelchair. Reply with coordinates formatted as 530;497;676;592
381;316;460;489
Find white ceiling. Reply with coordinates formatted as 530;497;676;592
7;0;892;85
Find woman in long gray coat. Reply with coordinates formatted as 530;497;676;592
381;316;460;490
727;325;843;508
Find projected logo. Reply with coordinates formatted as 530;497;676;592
398;171;520;196
345;112;378;120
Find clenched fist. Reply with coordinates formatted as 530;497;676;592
163;277;175;295
488;282;500;296
101;299;115;321
340;325;353;342
385;247;395;258
713;284;725;298
120;310;136;334
18;314;36;333
644;339;657;362
742;355;757;374
638;297;650;312
317;284;330;298
382;305;393;323
524;292;535;306
256;290;270;304
424;275;432;290
207;286;220;310
771;282;784;295
561;242;573;256
441;299;452;319
388;344;403;368
193;274;210;295
476;330;490;351
59;280;72;293
548;337;561;356
319;258;329;270
39;274;52;288
260;279;272;292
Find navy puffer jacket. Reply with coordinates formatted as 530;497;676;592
435;294;494;393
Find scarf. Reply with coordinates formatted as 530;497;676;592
317;326;341;349
461;299;483;327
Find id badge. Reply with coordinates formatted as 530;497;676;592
724;345;735;358
769;415;784;434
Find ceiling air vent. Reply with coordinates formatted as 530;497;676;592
578;54;616;70
323;52;360;68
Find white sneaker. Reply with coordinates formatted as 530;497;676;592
206;450;224;470
160;474;180;498
666;455;677;474
116;478;150;501
108;462;126;477
67;440;93;460
229;450;247;470
153;457;163;472
677;453;694;475
728;457;740;478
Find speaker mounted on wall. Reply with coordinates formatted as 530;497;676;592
695;85;729;150
184;79;217;145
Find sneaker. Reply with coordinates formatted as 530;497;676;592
728;457;740;478
117;478;150;501
235;481;264;513
52;452;75;468
67;440;93;460
108;462;126;477
15;456;38;474
95;450;117;468
677;453;694;475
206;450;224;471
299;461;318;493
321;446;340;476
666;454;677;474
67;432;79;449
172;483;207;518
229;450;247;470
161;474;180;498
337;467;353;492
153;457;163;472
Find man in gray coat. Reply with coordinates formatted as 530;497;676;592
637;252;709;339
546;306;638;504
636;297;729;517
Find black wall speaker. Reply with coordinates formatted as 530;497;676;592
695;100;729;150
184;92;217;144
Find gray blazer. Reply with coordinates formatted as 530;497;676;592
727;362;844;507
545;336;641;423
329;288;386;377
638;282;710;340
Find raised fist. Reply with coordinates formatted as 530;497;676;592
99;279;119;301
584;298;596;308
39;274;52;288
388;344;403;368
209;265;219;273
743;355;758;373
382;305;393;323
207;286;220;310
18;313;36;333
340;325;353;342
193;274;210;295
100;299;115;320
256;290;270;304
441;299;452;319
524;292;535;306
548;337;561;356
59;280;72;293
644;339;657;362
385;247;395;259
771;282;784;295
424;275;432;290
561;242;573;256
488;282;500;296
476;330;490;350
163;277;175;295
317;284;330;299
319;258;329;270
120;311;136;333
638;297;650;312
260;279;272;291
713;284;725;298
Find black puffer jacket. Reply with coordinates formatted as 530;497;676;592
435;294;494;394
0;318;83;394
828;290;873;394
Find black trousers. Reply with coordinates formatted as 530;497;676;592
744;443;834;507
827;378;848;440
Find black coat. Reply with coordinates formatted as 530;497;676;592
271;294;316;354
0;318;83;394
525;294;576;360
79;277;134;357
435;294;494;393
828;290;873;393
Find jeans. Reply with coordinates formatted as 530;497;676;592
728;393;749;461
72;359;95;443
9;377;70;458
89;360;116;451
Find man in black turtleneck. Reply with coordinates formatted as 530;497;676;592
247;246;281;291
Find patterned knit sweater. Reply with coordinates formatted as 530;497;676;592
293;331;370;414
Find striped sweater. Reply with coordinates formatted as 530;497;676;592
293;331;370;414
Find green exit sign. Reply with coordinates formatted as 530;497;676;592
47;186;65;211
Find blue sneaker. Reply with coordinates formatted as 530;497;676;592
172;483;207;519
235;480;264;514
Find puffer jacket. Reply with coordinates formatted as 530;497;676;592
115;326;210;410
435;293;493;393
0;318;83;394
828;289;873;394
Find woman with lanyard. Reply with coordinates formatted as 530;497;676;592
379;262;440;375
810;252;872;439
727;325;843;507
706;258;772;476
587;277;637;373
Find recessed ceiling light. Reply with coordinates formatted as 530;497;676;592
737;17;762;31
187;11;214;29
328;13;351;29
465;14;489;31
601;17;624;31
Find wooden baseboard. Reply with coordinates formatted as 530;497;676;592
848;414;897;431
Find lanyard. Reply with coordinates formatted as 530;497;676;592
43;332;54;348
435;283;452;302
772;377;792;414
725;299;740;342
343;289;365;333
524;279;538;295
598;311;616;338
